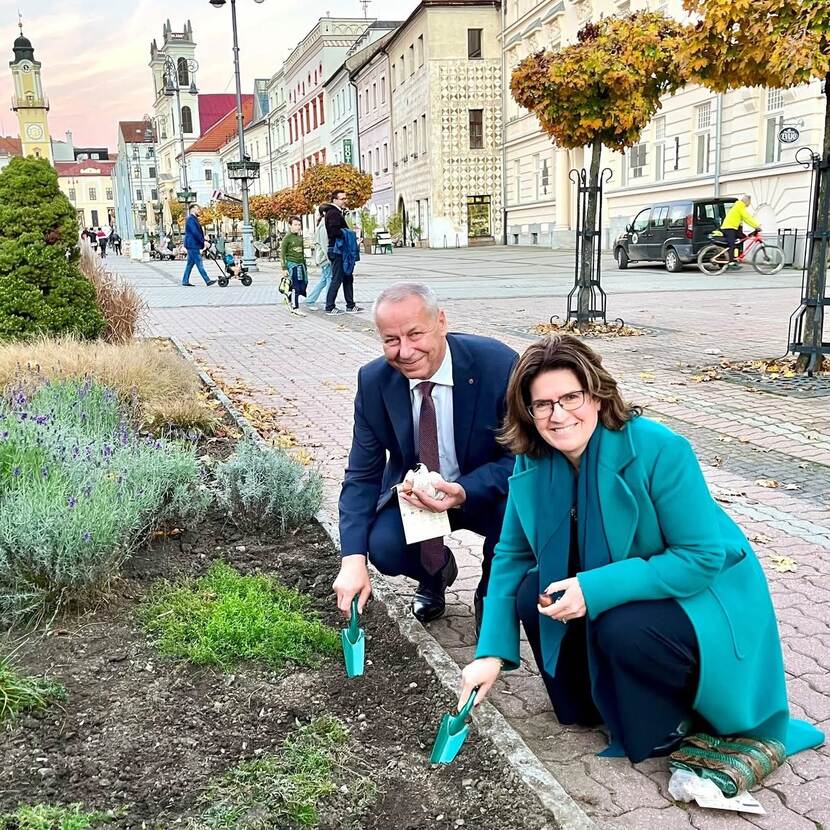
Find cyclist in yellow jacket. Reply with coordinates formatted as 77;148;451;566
720;194;761;266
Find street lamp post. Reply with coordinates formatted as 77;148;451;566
161;55;199;209
210;0;265;271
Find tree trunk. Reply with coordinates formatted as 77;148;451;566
795;72;830;373
577;137;603;323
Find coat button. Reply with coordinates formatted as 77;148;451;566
468;378;474;384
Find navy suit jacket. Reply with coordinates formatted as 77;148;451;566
339;332;518;556
184;214;205;251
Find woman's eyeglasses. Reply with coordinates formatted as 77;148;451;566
527;391;586;420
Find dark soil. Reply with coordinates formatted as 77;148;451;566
0;507;550;829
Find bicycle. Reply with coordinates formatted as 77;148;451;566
697;229;785;276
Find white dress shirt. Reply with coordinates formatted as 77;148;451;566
409;345;461;482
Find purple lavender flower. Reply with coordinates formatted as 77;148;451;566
103;444;113;458
83;485;92;499
153;440;162;450
41;466;49;478
68;496;77;509
11;466;20;478
82;531;92;542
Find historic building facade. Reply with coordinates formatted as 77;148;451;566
113;120;158;240
390;0;503;247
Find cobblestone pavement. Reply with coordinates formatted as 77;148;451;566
116;249;828;829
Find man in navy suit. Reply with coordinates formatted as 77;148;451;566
181;204;216;287
333;282;517;630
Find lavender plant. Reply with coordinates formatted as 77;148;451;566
0;379;212;624
215;440;323;535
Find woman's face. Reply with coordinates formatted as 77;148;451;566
528;368;601;465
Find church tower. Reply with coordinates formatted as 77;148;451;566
10;18;53;163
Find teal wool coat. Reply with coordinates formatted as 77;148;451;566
477;417;824;756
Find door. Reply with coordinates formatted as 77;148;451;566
91;209;99;227
692;201;724;245
644;205;669;260
467;195;492;239
627;208;652;260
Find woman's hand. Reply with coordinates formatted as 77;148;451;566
458;657;502;710
539;577;586;622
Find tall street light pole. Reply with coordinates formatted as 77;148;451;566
210;0;264;272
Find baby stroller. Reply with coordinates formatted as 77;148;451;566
150;238;176;261
205;248;252;287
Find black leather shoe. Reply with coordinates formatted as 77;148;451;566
412;548;458;624
473;588;484;639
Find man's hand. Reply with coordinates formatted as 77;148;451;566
400;477;466;513
539;577;586;622
332;554;372;618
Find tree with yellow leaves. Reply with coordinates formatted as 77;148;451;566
679;0;830;371
298;164;373;211
512;12;686;321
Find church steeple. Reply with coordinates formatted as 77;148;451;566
12;14;34;63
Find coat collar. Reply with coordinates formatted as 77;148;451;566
509;422;640;562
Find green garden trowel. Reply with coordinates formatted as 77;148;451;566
340;595;365;678
429;687;479;764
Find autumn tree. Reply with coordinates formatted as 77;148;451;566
512;12;686;321
680;0;830;370
197;206;218;227
215;199;243;222
251;187;310;223
298;164;373;210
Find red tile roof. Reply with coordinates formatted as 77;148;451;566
0;136;21;156
185;97;255;155
198;94;251;135
55;160;116;177
119;120;157;144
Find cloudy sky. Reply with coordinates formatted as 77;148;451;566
0;0;415;148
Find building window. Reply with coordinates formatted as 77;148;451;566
312;98;318;129
133;165;140;178
148;166;156;179
541;158;549;195
514;159;520;203
181;106;193;134
400;54;405;81
654;116;666;182
361;153;366;171
383;143;389;171
380;76;386;103
135;188;143;201
89;187;97;200
106;187;113;201
205;168;213;181
177;57;189;86
629;143;647;178
468;28;483;59
151;188;158;200
765;88;784;164
402;125;408;159
393;131;398;162
469;109;484;149
68;188;76;202
417;34;424;66
319;93;324;125
374;147;380;174
695;101;713;174
533;153;540;200
409;44;415;76
421;114;427;155
391;63;396;89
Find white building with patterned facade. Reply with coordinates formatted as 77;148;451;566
504;0;825;259
389;0;503;247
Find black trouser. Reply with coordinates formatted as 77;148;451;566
517;570;703;763
325;250;354;311
366;499;505;597
723;228;739;262
99;239;108;257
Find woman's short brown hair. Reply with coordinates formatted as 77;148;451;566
499;334;640;458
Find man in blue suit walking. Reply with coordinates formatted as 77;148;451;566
181;204;216;287
333;283;517;631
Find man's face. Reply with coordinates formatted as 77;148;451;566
333;192;347;209
376;295;448;380
191;206;200;217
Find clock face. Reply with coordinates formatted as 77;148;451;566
26;124;44;140
20;62;31;73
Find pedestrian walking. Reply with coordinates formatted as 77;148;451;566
280;216;308;316
99;223;111;258
181;205;216;287
304;204;332;311
88;227;98;254
110;230;122;255
324;189;363;315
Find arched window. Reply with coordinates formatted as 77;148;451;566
177;57;189;87
181;106;193;134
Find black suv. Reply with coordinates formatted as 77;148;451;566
614;197;736;272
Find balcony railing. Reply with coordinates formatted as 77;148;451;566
12;95;49;110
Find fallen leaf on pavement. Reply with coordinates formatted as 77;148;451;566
755;479;780;488
783;484;802;491
713;488;746;503
749;532;774;545
712;455;723;467
769;556;797;573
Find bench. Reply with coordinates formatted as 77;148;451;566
373;230;394;255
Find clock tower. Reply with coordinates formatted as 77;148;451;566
10;19;52;163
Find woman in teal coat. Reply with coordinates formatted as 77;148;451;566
461;335;823;763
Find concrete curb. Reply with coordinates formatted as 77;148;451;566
170;335;597;830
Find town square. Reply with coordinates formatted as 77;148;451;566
0;0;828;828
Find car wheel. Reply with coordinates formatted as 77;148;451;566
664;248;683;273
615;247;629;270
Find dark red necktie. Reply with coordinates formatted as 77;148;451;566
417;381;445;575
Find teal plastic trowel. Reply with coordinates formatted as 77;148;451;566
429;687;479;764
340;595;365;678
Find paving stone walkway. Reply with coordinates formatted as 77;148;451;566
116;249;828;829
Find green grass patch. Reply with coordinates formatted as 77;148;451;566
191;715;374;829
139;562;339;670
0;803;115;830
0;654;65;728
